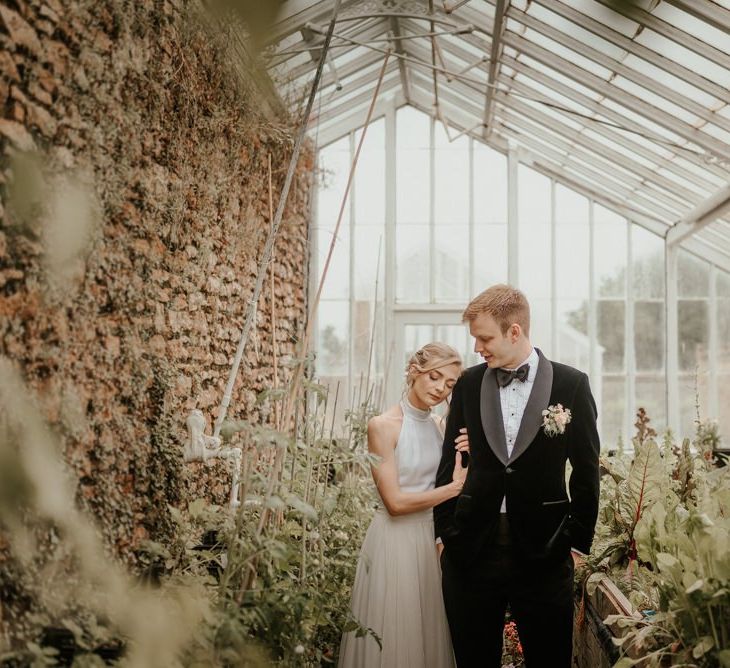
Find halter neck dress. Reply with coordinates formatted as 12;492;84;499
338;399;455;667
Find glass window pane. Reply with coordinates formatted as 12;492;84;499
678;300;708;373
317;300;349;376
519;165;552;300
518;164;551;225
397;108;430;224
598;300;625;373
473;224;508;289
317;136;350;233
594;206;627;298
558;299;590;371
717;297;730;375
632;225;664;299
353;225;383;301
530;298;553;358
679;373;709;440
351;300;372;377
473;143;507;223
678;250;709;297
403;325;435;368
318;226;350;300
717;269;730;298
556;218;589;300
634;377;666;431
396;225;429;302
354;119;385;223
635;301;664;372
718;375;730;444
434;225;470;303
434;324;477;367
600;376;625;450
434;127;469;225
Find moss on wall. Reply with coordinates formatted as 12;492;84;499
0;0;311;563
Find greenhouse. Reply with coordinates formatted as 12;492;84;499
0;0;728;667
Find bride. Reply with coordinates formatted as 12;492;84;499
338;342;467;667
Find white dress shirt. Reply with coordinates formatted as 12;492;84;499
500;347;539;512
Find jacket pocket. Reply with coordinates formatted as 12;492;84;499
542;499;569;506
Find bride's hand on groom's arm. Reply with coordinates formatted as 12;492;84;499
451;450;468;488
454;427;469;454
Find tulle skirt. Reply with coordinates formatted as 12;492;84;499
338;508;455;668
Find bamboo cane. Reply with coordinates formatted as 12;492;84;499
268;153;281;432
212;0;343;439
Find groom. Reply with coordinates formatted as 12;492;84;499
434;284;600;667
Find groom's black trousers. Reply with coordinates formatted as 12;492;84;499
440;515;574;668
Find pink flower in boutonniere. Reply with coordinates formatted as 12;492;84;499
542;404;571;437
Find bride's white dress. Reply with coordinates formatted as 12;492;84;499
338;399;455;668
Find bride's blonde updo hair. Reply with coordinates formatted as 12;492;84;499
405;342;463;387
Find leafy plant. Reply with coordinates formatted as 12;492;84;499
585;409;730;667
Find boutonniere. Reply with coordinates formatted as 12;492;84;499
542;404;571;437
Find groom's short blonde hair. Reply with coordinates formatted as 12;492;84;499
462;284;530;336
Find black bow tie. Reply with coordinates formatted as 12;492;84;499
496;364;529;388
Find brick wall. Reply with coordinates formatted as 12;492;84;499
0;0;312;558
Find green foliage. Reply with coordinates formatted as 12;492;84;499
177;387;379;666
586;409;729;667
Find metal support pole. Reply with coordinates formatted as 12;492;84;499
708;265;719;421
550;178;558;359
507;145;519;287
625;222;635;445
665;241;680;436
384;96;397;404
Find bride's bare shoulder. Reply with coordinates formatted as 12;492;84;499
367;404;403;437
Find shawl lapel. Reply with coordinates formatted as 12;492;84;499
479;366;509;466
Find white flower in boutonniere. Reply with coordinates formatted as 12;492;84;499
542;404;571;437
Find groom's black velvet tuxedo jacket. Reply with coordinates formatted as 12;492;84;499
434;350;600;565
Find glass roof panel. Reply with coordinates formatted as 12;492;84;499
317;59;385;97
520;27;614;79
606;129;673;161
609;75;703;126
464;0;496;22
333;44;374;68
438;33;483;67
515;54;604;101
651;3;730;53
700;123;730;146
670;156;727;188
503;44;520;60
579;127;659;171
517;97;587;133
526;2;629;61
718;105;730;120
621;55;720;110
321;70;400;113
444;35;487;61
655;167;713;199
600;98;687;145
557;0;641;37
512;74;594;124
634;29;730;87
